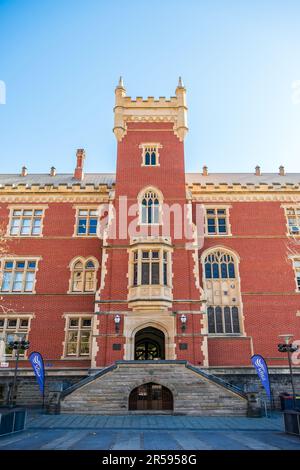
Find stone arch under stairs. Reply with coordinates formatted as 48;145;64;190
60;361;248;416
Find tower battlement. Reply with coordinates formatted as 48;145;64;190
113;78;188;142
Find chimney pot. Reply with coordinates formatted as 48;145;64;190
255;165;261;176
74;149;85;180
202;165;208;176
50;166;56;177
21;166;27;177
279;165;285;176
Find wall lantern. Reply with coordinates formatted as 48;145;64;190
180;314;187;332
114;314;121;333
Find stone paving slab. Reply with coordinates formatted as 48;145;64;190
26;412;284;431
0;412;299;450
0;428;300;450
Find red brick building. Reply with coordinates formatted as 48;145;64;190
0;79;300;410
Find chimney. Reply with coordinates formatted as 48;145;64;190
279;165;285;176
255;165;261;176
21;166;27;177
50;166;56;177
202;165;208;176
74;149;85;181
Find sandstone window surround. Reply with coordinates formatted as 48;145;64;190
204;205;232;236
202;248;243;336
0;316;32;358
68;257;99;294
282;206;300;236
139;143;162;167
138;187;163;225
74;207;99;237
63;315;93;358
127;238;173;311
6;205;48;237
0;258;40;293
289;256;300;292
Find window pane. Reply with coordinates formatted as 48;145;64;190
78;218;87;234
141;206;147;224
153;205;159;223
28;261;36;269
34;210;43;216
12;272;23;291
69;319;79;328
133;263;138;286
228;263;235;278
32;218;41;235
205;263;212;279
163;263;168;286
215;307;223;333
16;262;25;269
1;272;12;291
224;307;232;333
24;272;34;292
212;263;219;278
207;307;215;333
151;262;160;285
82;319;91;328
20;319;29;328
79;332;90;354
151;152;156;165
141;263;150;285
20;219;31;235
10;218;20;235
221;263;228;278
7;320;17;328
232;307;240;333
218;218;227;233
72;271;83;291
145;152;150;165
84;271;95;291
89;218;97;234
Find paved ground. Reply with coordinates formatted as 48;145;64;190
0;412;299;450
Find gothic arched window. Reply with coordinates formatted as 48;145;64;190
202;249;242;335
70;257;98;293
140;189;160;224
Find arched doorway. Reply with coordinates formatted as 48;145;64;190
129;383;173;411
134;327;165;360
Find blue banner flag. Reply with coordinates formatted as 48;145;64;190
29;351;45;395
251;354;271;399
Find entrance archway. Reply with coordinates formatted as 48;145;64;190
129;383;173;411
134;327;165;360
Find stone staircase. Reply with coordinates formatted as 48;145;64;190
60;361;248;416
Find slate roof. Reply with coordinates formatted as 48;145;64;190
0;172;299;188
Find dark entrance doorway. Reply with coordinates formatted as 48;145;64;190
134;327;165;360
129;382;173;411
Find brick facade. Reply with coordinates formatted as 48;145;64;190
0;80;299;406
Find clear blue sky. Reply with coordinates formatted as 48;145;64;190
0;0;300;174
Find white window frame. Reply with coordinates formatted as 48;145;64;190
7;205;48;237
289;256;300;293
204;205;232;237
68;257;99;294
201;247;244;336
0;258;40;294
282;205;300;237
130;247;172;288
73;207;99;237
139;143;162;167
62;314;93;358
0;316;32;358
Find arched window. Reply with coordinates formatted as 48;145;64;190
140;144;161;167
70;258;98;293
202;249;242;335
141;190;160;224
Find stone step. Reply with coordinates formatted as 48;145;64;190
60;361;247;416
